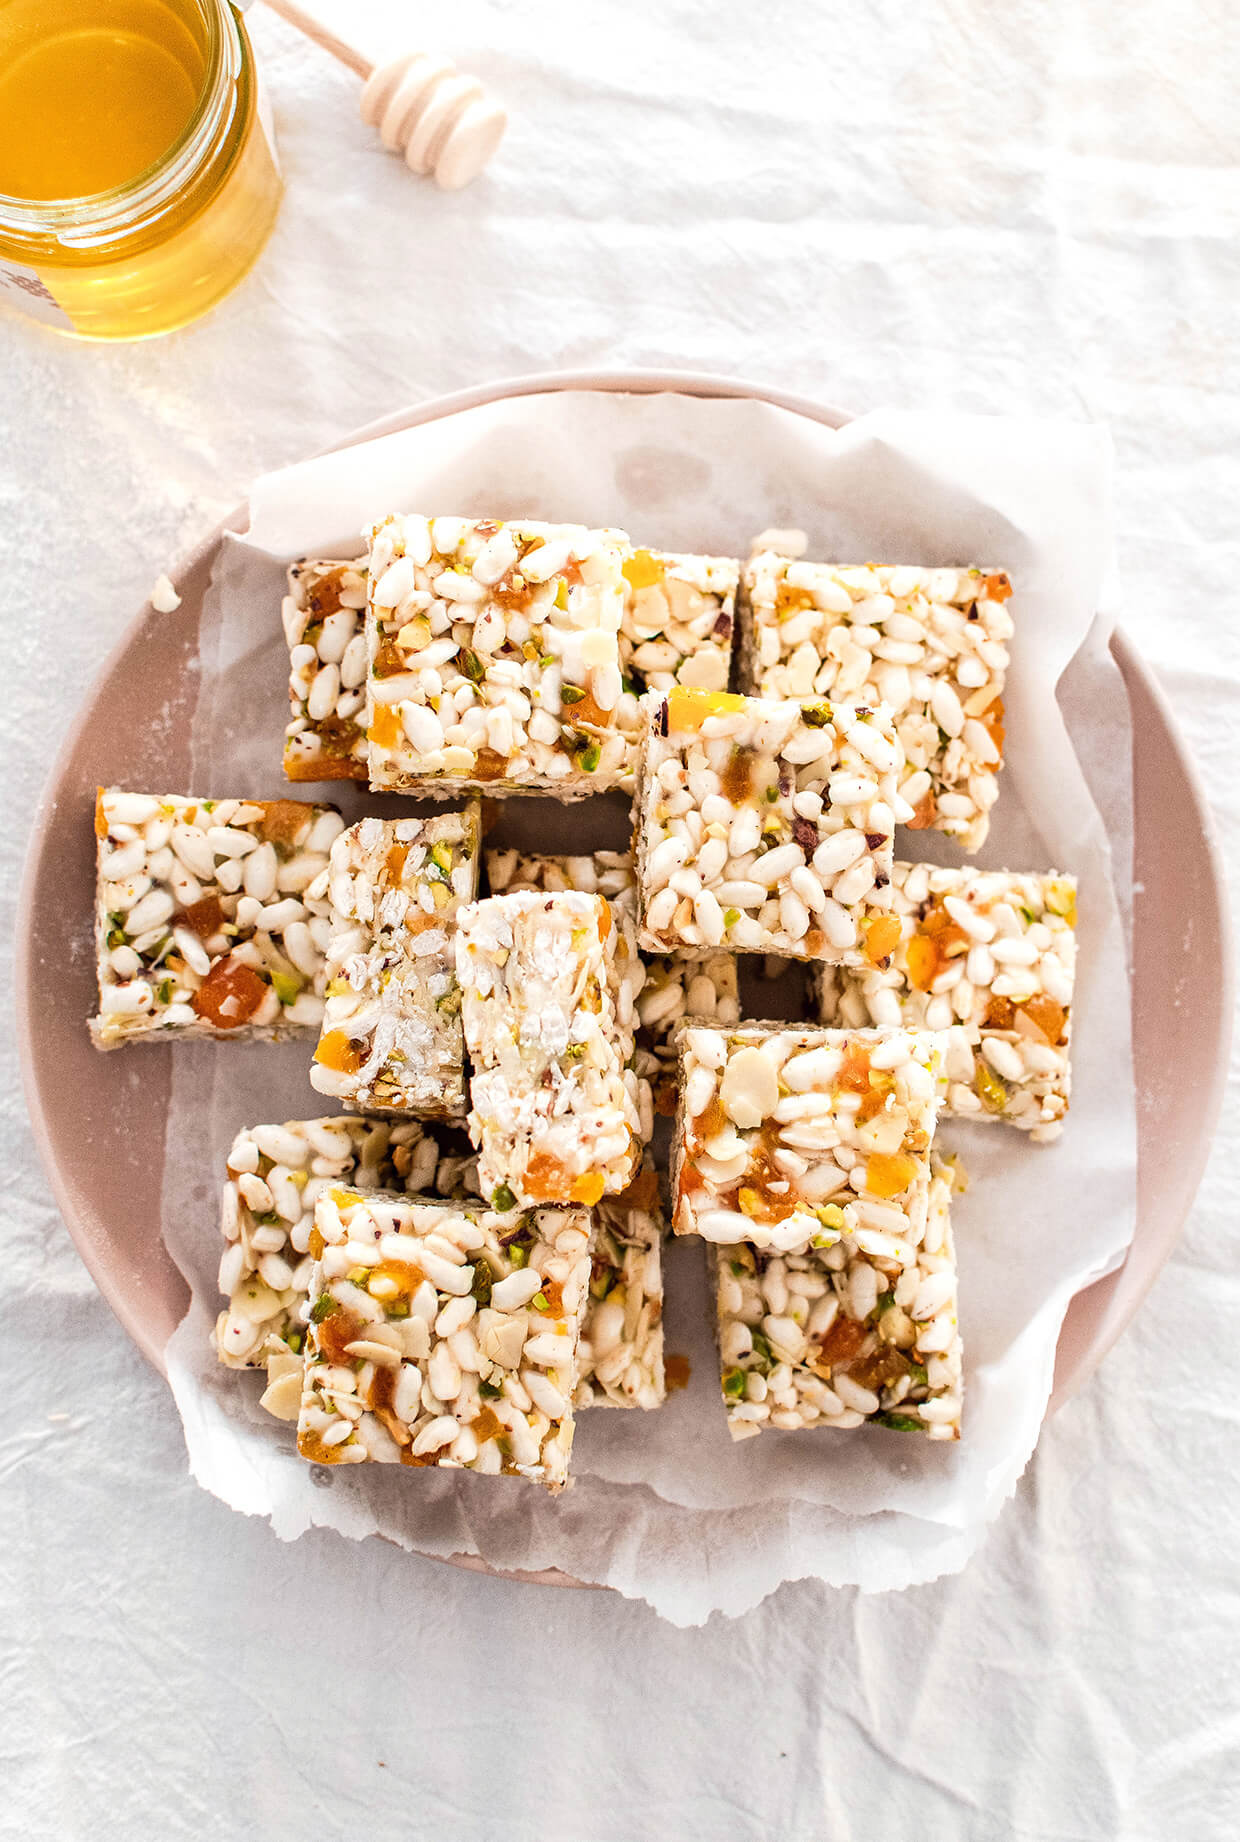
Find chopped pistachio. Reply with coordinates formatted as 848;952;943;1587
270;968;303;1007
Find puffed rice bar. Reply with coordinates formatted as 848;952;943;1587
618;547;738;713
91;790;342;1048
813;862;1077;1142
479;853;651;1142
740;555;1012;852
483;846;739;1114
576;1164;667;1410
365;515;630;798
672;1024;944;1253
456;892;641;1207
213;1115;476;1400
216;1122;665;1418
635;688;905;965
310;808;480;1117
297;1190;592;1489
715;1153;962;1441
282;558;370;783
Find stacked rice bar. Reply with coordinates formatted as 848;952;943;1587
282;558;370;782
672;1023;962;1440
296;1189;593;1489
740;553;1013;851
213;1115;476;1402
364;516;631;797
310;808;480;1117
214;1122;666;1418
455;891;642;1208
813;863;1077;1141
484;846;740;1113
635;688;905;963
91;789;343;1047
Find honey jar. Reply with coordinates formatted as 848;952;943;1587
0;0;282;339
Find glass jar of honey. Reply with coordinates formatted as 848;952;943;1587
0;0;283;339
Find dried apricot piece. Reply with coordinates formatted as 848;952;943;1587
666;687;746;732
367;705;402;750
1020;994;1067;1046
811;1314;868;1373
259;800;312;850
315;1304;367;1366
369;1259;425;1299
473;747;508;781
570;1172;606;1207
984;994;1015;1031
298;1428;347;1464
622;549;666;592
471;1404;505;1443
191;959;267;1030
524;1150;572;1203
865;1152;918;1199
906;933;940;992
180;893;226;939
314;1030;365;1074
863;915;902;966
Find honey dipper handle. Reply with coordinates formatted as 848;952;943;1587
260;0;373;81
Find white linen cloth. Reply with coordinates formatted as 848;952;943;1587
1;0;1236;1833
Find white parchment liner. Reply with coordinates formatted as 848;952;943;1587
162;392;1135;1625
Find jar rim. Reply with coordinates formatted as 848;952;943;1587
0;0;241;240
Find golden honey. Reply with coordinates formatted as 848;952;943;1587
0;0;282;339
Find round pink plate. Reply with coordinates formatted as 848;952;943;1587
17;370;1233;1585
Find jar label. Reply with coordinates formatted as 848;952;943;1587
0;258;73;330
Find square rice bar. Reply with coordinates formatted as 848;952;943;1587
619;548;739;704
740;555;1013;852
310;808;481;1117
456;892;641;1208
635;688;904;965
714;1153;962;1441
575;1164;667;1410
365;515;630;798
672;1024;944;1253
813;862;1078;1142
484;846;739;1115
213;1115;475;1400
296;1190;592;1489
282;558;370;783
91;790;343;1048
482;848;648;1124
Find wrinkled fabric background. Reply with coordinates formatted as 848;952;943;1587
2;1;1237;1835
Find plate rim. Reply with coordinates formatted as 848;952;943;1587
17;365;1234;1586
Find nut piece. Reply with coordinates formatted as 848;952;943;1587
720;1046;779;1128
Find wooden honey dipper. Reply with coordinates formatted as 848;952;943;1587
261;0;507;189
